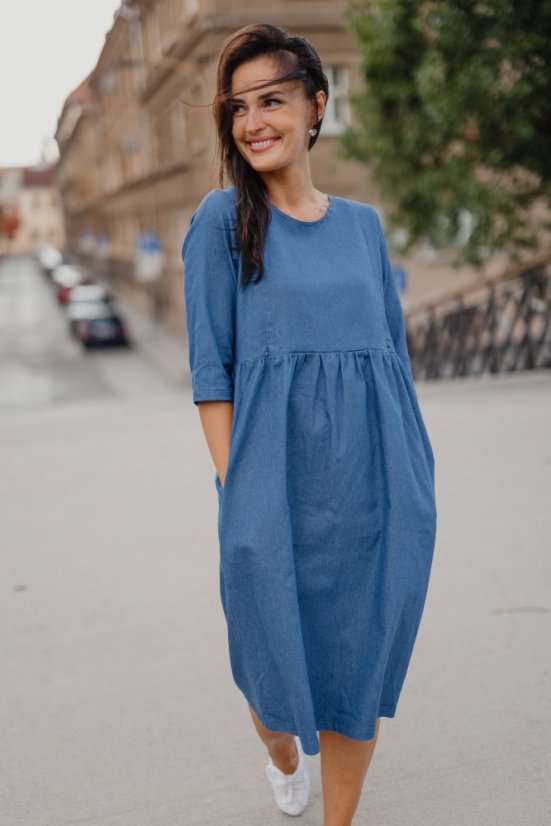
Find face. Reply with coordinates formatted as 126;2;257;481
230;54;326;174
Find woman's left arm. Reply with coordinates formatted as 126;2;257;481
375;213;415;383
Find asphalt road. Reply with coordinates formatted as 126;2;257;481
0;255;180;413
1;255;550;825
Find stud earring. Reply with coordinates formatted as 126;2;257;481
308;127;318;137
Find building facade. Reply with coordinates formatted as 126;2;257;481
55;75;103;256
0;165;65;255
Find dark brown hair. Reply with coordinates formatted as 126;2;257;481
213;23;329;287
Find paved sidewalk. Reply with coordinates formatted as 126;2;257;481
2;310;550;823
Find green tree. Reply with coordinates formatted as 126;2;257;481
341;0;551;266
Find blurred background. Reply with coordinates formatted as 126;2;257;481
1;2;550;825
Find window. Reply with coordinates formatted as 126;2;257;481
143;13;161;66
151;100;188;169
159;0;180;54
321;65;350;135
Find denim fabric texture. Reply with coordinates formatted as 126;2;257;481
182;186;437;756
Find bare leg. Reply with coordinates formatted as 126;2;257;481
320;719;381;826
247;703;299;774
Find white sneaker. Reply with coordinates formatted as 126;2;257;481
265;735;310;816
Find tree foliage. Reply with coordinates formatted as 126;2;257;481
341;0;551;266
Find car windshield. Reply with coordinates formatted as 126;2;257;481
71;295;110;304
90;311;118;322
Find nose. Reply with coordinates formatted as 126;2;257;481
244;105;267;136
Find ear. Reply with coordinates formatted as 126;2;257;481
315;89;327;122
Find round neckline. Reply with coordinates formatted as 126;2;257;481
270;194;334;226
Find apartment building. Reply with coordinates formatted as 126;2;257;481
55;75;103;253
0;165;65;254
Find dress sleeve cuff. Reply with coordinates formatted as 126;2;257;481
193;387;234;404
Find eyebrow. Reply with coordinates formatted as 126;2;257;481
230;87;287;103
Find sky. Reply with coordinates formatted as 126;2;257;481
0;1;121;167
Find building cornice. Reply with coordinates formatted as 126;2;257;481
140;9;347;103
100;159;191;206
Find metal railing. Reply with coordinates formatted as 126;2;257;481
405;253;551;380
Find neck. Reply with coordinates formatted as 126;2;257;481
260;160;322;210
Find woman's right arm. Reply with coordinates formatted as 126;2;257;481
197;400;233;487
182;190;238;484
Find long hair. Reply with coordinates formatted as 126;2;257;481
213;23;329;287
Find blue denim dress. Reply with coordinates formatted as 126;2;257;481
182;187;437;756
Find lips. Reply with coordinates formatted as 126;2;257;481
248;137;281;152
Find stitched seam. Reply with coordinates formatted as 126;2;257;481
234;346;394;368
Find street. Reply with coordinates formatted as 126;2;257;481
0;256;180;411
1;255;550;825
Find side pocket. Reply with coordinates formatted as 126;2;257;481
215;471;225;547
215;471;224;495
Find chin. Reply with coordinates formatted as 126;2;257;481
236;142;292;172
247;155;280;168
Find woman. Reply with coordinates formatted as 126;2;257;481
182;22;437;826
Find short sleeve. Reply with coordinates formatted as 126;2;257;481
374;212;415;383
182;189;238;404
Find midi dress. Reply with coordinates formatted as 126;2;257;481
182;186;437;756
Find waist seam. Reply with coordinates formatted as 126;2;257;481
234;346;395;368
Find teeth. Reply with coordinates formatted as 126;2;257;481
250;138;278;148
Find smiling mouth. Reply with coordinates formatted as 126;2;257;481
248;137;281;150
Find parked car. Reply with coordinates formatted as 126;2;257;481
51;264;93;304
66;284;114;336
76;303;130;348
33;243;63;276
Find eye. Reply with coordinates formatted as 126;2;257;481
265;98;281;107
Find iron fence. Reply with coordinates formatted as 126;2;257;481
406;254;551;380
